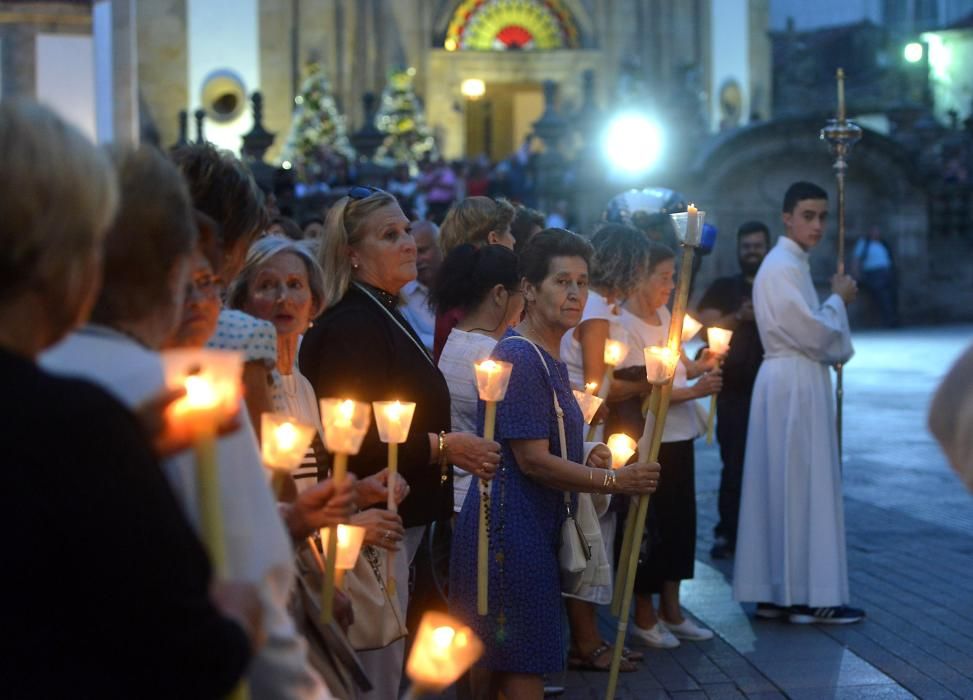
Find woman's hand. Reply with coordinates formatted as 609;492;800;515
585;444;612;470
693;368;723;398
613;461;661;496
282;475;358;539
357;469;411;508
138;388;241;459
351;509;406;551
445;432;501;480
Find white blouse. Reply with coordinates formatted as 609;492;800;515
438;328;499;512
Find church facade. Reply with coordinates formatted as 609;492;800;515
0;0;772;161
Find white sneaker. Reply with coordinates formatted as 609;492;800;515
660;616;714;641
629;622;680;649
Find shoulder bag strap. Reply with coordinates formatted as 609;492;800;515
499;336;571;506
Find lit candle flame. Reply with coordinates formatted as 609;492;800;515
474;359;513;402
682;315;703;342
184;374;220;409
585;381;598;394
274;421;299;451
606;433;638;468
603;339;628;367
644;345;681;385
707;327;734;356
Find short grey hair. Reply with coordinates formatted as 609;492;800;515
0;99;118;299
227;235;327;318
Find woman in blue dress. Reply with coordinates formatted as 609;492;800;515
450;229;662;699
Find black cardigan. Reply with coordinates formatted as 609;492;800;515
300;284;453;527
0;348;249;699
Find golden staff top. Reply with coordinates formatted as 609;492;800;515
820;68;863;275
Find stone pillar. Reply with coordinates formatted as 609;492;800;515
110;0;138;143
135;0;187;148
258;0;292;161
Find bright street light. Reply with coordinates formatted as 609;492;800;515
904;42;923;63
602;113;663;176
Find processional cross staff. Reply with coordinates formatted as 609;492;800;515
820;68;862;461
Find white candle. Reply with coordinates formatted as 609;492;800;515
707;327;734;356
473;359;514;402
644;346;680;385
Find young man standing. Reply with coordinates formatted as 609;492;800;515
732;182;864;624
696;221;771;559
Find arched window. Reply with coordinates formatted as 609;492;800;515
444;0;580;51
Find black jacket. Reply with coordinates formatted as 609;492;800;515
0;347;250;699
300;284;453;527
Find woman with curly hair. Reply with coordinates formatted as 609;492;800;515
559;223;655;672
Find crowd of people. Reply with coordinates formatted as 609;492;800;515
5;98;871;700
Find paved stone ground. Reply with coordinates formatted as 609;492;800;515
551;325;973;699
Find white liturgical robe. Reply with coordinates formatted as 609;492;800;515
733;236;854;608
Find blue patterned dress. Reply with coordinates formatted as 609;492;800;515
449;329;584;674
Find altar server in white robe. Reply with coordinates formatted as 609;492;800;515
732;181;865;625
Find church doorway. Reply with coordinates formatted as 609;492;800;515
464;81;544;161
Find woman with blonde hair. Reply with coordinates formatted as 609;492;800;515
300;186;501;698
434;196;517;359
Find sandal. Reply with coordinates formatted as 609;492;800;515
568;642;643;664
567;643;638;672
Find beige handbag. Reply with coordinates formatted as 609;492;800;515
342;544;408;651
501;336;592;594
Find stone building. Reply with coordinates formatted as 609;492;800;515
0;0;772;162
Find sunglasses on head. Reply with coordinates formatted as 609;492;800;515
348;185;383;200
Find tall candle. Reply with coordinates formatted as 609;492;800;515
472;358;513;616
372;400;416;587
318;397;370;623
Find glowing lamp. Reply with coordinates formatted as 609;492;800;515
372;400;417;444
406;612;484;694
682;315;703;342
319;398;371;456
707;327;734;356
319;524;367;571
162;349;243;437
904;42;923;63
473;360;513;403
644;346;680;385
603;339;628;367
461;78;486;99
573;389;604;426
669;205;705;247
261;413;316;471
606;433;638;469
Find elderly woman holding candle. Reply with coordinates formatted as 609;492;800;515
40;143;352;699
300;187;501;699
228;235;408;535
613;242;722;649
448;229;662;700
432;243;524;514
2;101;260;697
559;223;654;672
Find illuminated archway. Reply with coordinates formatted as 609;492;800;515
444;0;580;51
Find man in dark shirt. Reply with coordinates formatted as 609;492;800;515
696;221;770;559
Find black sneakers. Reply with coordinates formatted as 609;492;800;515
755;603;865;624
787;605;866;625
755;602;788;619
